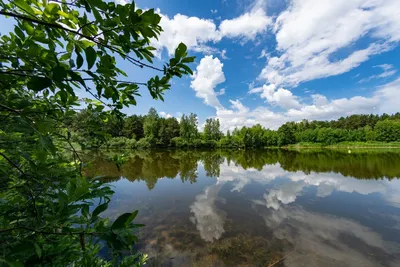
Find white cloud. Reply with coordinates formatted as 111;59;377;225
311;94;328;107
286;95;379;121
249;84;302;109
152;13;221;56
211;9;218;14
358;64;397;83
216;99;286;131
375;77;400;114
219;8;271;40
217;77;400;131
153;4;272;55
220;49;228;59
258;49;268;59
216;88;226;96
114;0;127;5
258;0;400;88
159;111;173;118
190;56;226;109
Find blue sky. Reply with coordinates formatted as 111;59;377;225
121;0;400;131
2;0;400;130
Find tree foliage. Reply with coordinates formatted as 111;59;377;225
0;0;194;265
69;109;400;149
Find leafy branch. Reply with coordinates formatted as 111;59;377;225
0;10;163;71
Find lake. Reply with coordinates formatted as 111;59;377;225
86;149;400;266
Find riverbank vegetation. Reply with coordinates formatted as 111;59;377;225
68;108;400;149
0;0;194;265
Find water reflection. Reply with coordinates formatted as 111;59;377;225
85;149;400;266
189;183;226;242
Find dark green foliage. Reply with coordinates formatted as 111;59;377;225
375;120;400;142
122;115;145;140
69;109;400;149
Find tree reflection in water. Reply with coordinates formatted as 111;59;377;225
84;149;400;266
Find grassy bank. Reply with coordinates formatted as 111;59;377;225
288;141;400;149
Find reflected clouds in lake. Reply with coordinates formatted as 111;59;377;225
189;183;226;242
254;204;400;267
86;149;400;266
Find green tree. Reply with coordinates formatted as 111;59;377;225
204;118;222;141
180;113;198;141
158;117;180;145
143;107;160;142
375;120;400;142
0;0;194;265
277;122;296;146
122;115;145;140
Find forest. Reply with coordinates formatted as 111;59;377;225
68;108;400;149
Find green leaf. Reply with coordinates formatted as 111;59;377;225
27;77;52;91
44;3;60;15
181;56;196;63
82;205;90;219
68;71;86;88
66;182;75;197
76;52;84;69
14;26;25;40
6;261;24;267
85;46;97;70
34;243;42;258
111;210;138;230
175;43;187;59
92;202;108;217
58;191;68;210
52;66;67;82
14;0;35;15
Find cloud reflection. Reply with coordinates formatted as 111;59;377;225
189;183;226;242
254;204;400;267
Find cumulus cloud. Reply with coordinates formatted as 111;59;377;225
218;77;400;131
258;0;400;88
159;111;173;118
219;8;271;40
152;13;221;56
152;3;271;55
216;99;286;131
249;84;302;109
190;56;226;109
114;0;127;5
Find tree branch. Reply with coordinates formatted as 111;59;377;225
0;151;26;175
0;11;164;72
0;226;103;236
0;70;148;86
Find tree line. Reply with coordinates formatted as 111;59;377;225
68;108;400;149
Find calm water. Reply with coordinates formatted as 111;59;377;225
86;149;400;267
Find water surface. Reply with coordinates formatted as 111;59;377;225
86;149;400;266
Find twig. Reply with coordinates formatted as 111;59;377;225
0;11;164;72
0;70;147;86
0;226;103;236
0;151;26;175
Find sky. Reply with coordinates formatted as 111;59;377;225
2;0;400;131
